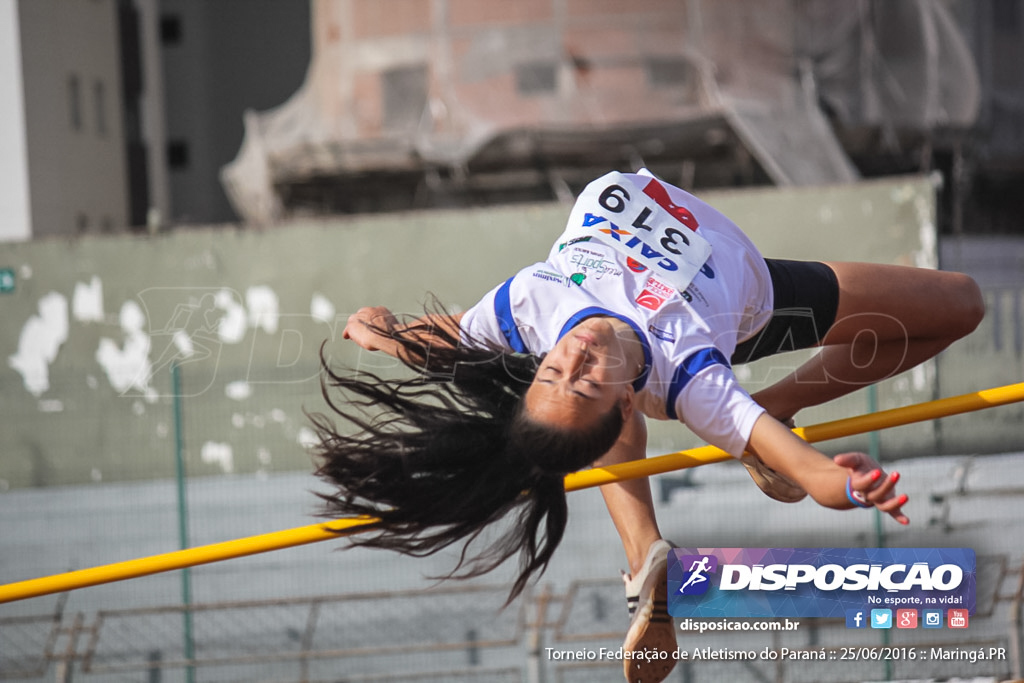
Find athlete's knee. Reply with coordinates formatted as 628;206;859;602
947;273;985;338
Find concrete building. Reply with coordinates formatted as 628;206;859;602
0;0;309;241
222;0;987;225
1;0;131;241
158;0;310;225
4;1;1023;236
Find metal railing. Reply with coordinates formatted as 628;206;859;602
4;558;1023;683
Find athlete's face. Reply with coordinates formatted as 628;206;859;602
523;317;638;430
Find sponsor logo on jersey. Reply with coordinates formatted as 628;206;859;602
626;257;647;273
636;275;676;311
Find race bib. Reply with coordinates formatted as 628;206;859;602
557;172;712;293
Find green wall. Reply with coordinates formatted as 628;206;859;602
4;174;1011;490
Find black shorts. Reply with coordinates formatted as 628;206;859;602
731;259;840;365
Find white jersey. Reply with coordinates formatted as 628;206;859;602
460;170;773;457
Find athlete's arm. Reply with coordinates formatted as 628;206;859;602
593;409;666;576
343;306;465;359
745;413;909;524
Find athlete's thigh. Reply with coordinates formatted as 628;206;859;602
823;262;980;343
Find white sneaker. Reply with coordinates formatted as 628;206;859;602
740;453;807;503
622;539;676;683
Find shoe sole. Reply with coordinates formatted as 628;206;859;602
741;454;807;503
622;560;676;683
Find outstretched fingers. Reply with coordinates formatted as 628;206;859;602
834;452;910;526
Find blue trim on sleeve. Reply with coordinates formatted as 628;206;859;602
494;277;528;353
665;347;730;420
556;306;652;392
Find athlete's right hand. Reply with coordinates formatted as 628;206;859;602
833;452;909;525
343;306;398;352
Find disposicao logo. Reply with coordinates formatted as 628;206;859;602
668;548;976;619
676;554;718;595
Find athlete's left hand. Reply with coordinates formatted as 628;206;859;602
833;452;909;525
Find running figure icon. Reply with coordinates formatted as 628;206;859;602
679;556;712;593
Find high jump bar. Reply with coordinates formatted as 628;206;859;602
1;381;1022;605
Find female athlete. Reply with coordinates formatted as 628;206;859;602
311;169;983;683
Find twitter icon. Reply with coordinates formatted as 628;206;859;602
870;609;893;629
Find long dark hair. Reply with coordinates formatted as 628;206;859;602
309;301;624;603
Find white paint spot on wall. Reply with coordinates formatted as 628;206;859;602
890;185;914;203
172;329;195;358
201;441;234;474
184;249;217;270
225;381;253;401
38;399;63;413
311;293;336;324
270;408;287;423
8;292;69;396
246;286;279;334
121;300;145;331
215;289;247;344
914;200;938;269
232;413;245;428
255;447;272;481
296;426;318;449
96;300;157;402
72;276;104;323
911;363;928;392
90;468;102;482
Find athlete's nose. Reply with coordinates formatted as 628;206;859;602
567;341;589;379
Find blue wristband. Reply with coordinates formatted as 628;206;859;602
846;477;872;508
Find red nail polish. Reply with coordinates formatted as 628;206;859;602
899;494;908;505
871;469;882;482
891;471;900;483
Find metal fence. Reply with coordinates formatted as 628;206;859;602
3;563;1023;683
2;285;1024;683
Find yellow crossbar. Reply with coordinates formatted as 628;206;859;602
1;382;1022;604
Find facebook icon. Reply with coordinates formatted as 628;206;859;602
845;609;867;629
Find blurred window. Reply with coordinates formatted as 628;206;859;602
382;64;429;131
94;80;107;137
167;140;190;170
160;14;182;45
993;0;1020;33
516;62;557;95
645;57;692;87
68;74;82;131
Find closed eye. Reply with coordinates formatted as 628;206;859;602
537;366;562;384
537;366;597;399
